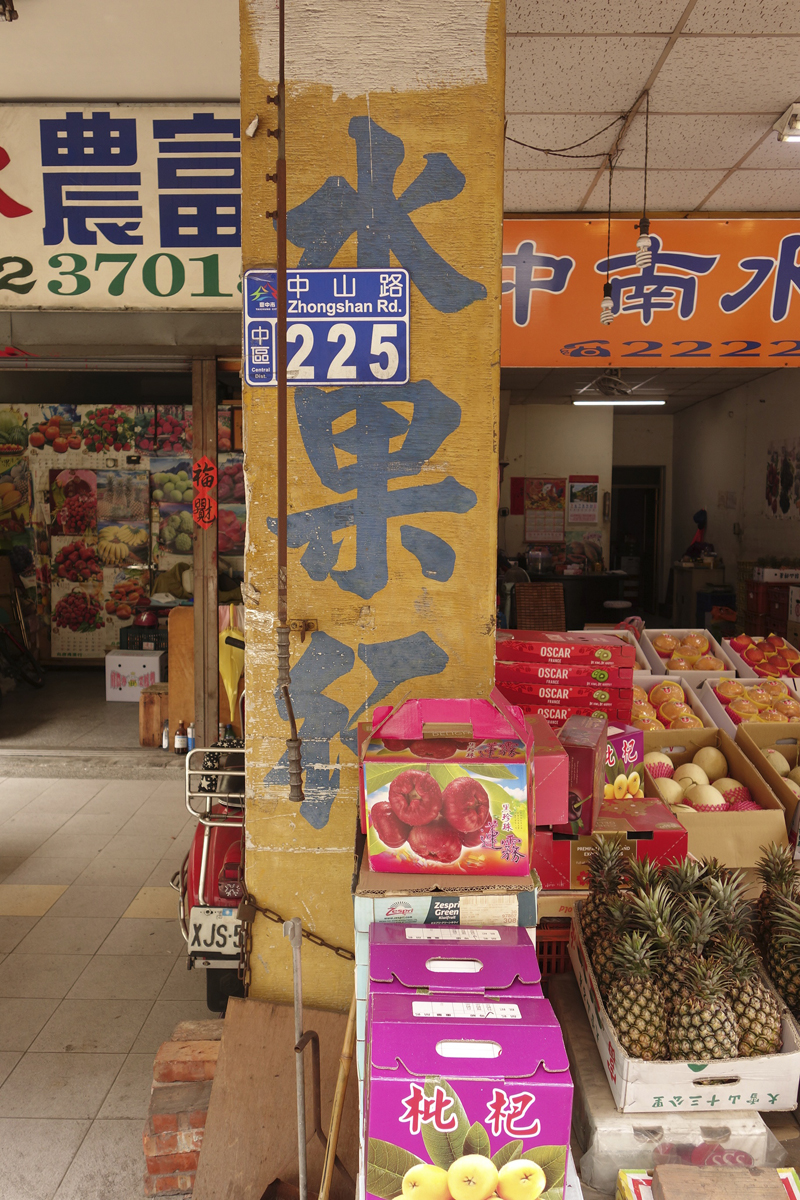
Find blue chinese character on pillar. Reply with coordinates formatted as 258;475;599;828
267;381;476;600
502;240;574;325
721;234;800;321
40;111;142;246
153;112;241;247
286;117;485;314
265;630;448;828
596;235;718;324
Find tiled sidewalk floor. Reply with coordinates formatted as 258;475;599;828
0;776;210;1200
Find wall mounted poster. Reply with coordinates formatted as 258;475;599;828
524;477;565;543
568;475;599;524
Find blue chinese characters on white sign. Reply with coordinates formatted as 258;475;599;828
243;267;409;387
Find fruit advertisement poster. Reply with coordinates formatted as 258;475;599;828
135;406;193;457
50;579;109;658
219;504;246;555
158;504;194;557
765;439;800;518
49;469;97;536
103;569;150;628
97;470;149;524
524;478;566;543
51;537;103;585
0;455;32;542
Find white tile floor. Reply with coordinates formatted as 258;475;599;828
0;775;212;1200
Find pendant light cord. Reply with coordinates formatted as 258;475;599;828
642;90;650;219
606;159;614;282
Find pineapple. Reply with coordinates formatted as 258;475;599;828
579;835;629;950
701;856;733;885
627;856;662;897
755;842;800;945
661;858;705;906
711;934;782;1057
631;886;719;1010
606;932;668;1061
668;959;739;1061
765;894;800;1021
591;898;631;999
705;871;755;943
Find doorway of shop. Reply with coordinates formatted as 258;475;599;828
610;465;664;618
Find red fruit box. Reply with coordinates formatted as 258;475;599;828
530;797;686;889
525;714;569;826
516;703;632;727
496;680;632;705
361;691;533;876
496;659;634;686
496;630;635;666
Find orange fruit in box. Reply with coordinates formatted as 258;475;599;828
715;679;745;703
694;655;725;670
745;684;773;710
665;655;691;672
632;685;649;704
670;714;704;729
650;681;684;707
775;697;800;719
763;679;789;700
634;717;665;731
659;700;693;722
682;633;710;653
633;700;657;720
761;708;790;723
729;696;760;721
652;633;678;657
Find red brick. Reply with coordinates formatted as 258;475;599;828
143;1170;195;1196
188;1109;207;1130
144;1128;204;1157
145;1079;213;1140
153;1041;220;1084
149;1112;179;1135
146;1151;200;1175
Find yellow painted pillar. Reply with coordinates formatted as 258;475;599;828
240;0;505;1011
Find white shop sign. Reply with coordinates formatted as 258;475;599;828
0;104;241;310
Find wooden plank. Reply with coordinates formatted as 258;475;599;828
168;606;195;742
194;997;358;1200
139;684;169;747
652;1166;787;1200
193;356;219;748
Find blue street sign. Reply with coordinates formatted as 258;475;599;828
243;268;409;387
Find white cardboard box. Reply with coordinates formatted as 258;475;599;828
641;628;736;684
569;904;800;1112
633;674;715;728
684;674;760;738
723;635;800;681
104;650;166;702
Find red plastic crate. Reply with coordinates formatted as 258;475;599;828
536;922;573;980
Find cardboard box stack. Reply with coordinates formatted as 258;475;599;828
495;631;635;727
363;925;573;1200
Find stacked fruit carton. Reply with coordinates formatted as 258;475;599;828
495;631;636;728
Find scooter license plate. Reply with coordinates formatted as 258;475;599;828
188;907;242;965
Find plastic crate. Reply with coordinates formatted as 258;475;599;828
119;625;168;652
536;921;573;980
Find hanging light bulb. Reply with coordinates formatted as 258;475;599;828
600;281;614;325
636;216;652;267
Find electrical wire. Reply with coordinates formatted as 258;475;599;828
505;113;626;159
642;90;650;217
606;161;613;281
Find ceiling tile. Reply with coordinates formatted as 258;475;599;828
618;112;779;169
684;0;800;34
702;168;800;208
508;0;686;34
507;36;668;112
651;38;800;112
745;131;800;168
504;170;597;211
581;168;727;211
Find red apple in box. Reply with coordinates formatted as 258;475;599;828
784;646;800;664
755;662;780;678
742;643;766;665
770;654;790;673
766;635;788;651
730;633;753;654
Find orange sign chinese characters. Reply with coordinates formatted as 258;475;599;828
502;219;800;369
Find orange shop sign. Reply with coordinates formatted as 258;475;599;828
501;219;800;369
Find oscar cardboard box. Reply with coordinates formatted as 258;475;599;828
362;693;533;876
365;991;573;1200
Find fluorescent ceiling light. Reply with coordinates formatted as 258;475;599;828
774;103;800;142
572;398;666;407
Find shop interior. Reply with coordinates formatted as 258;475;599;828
0;363;243;762
498;363;794;635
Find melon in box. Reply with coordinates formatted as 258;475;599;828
362;694;532;875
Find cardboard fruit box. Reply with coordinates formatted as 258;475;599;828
368;923;542;999
634;674;716;730
526;714;569;826
684;673;760;739
735;722;800;842
641;628;736;684
496;659;634;686
360;692;532;875
569;903;800;1112
642;727;788;864
530;798;687;890
365;989;573;1200
496;630;635;666
570;627;652;672
723;634;800;681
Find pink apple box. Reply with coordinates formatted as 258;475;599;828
362;691;533;876
525;715;569;826
369;924;543;999
365;990;573;1200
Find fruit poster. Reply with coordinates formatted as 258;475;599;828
219;505;246;555
158;504;194;557
77;406;136;454
103;569;150;627
765;439;800;519
49;469;97;536
0;455;32;543
51;537;103;584
97;469;149;523
50;579;108;658
568;475;599;524
136;406;193;457
524;477;566;543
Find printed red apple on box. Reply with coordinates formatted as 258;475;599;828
365;992;572;1200
362;695;533;876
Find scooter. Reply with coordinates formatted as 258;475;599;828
173;725;247;1013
